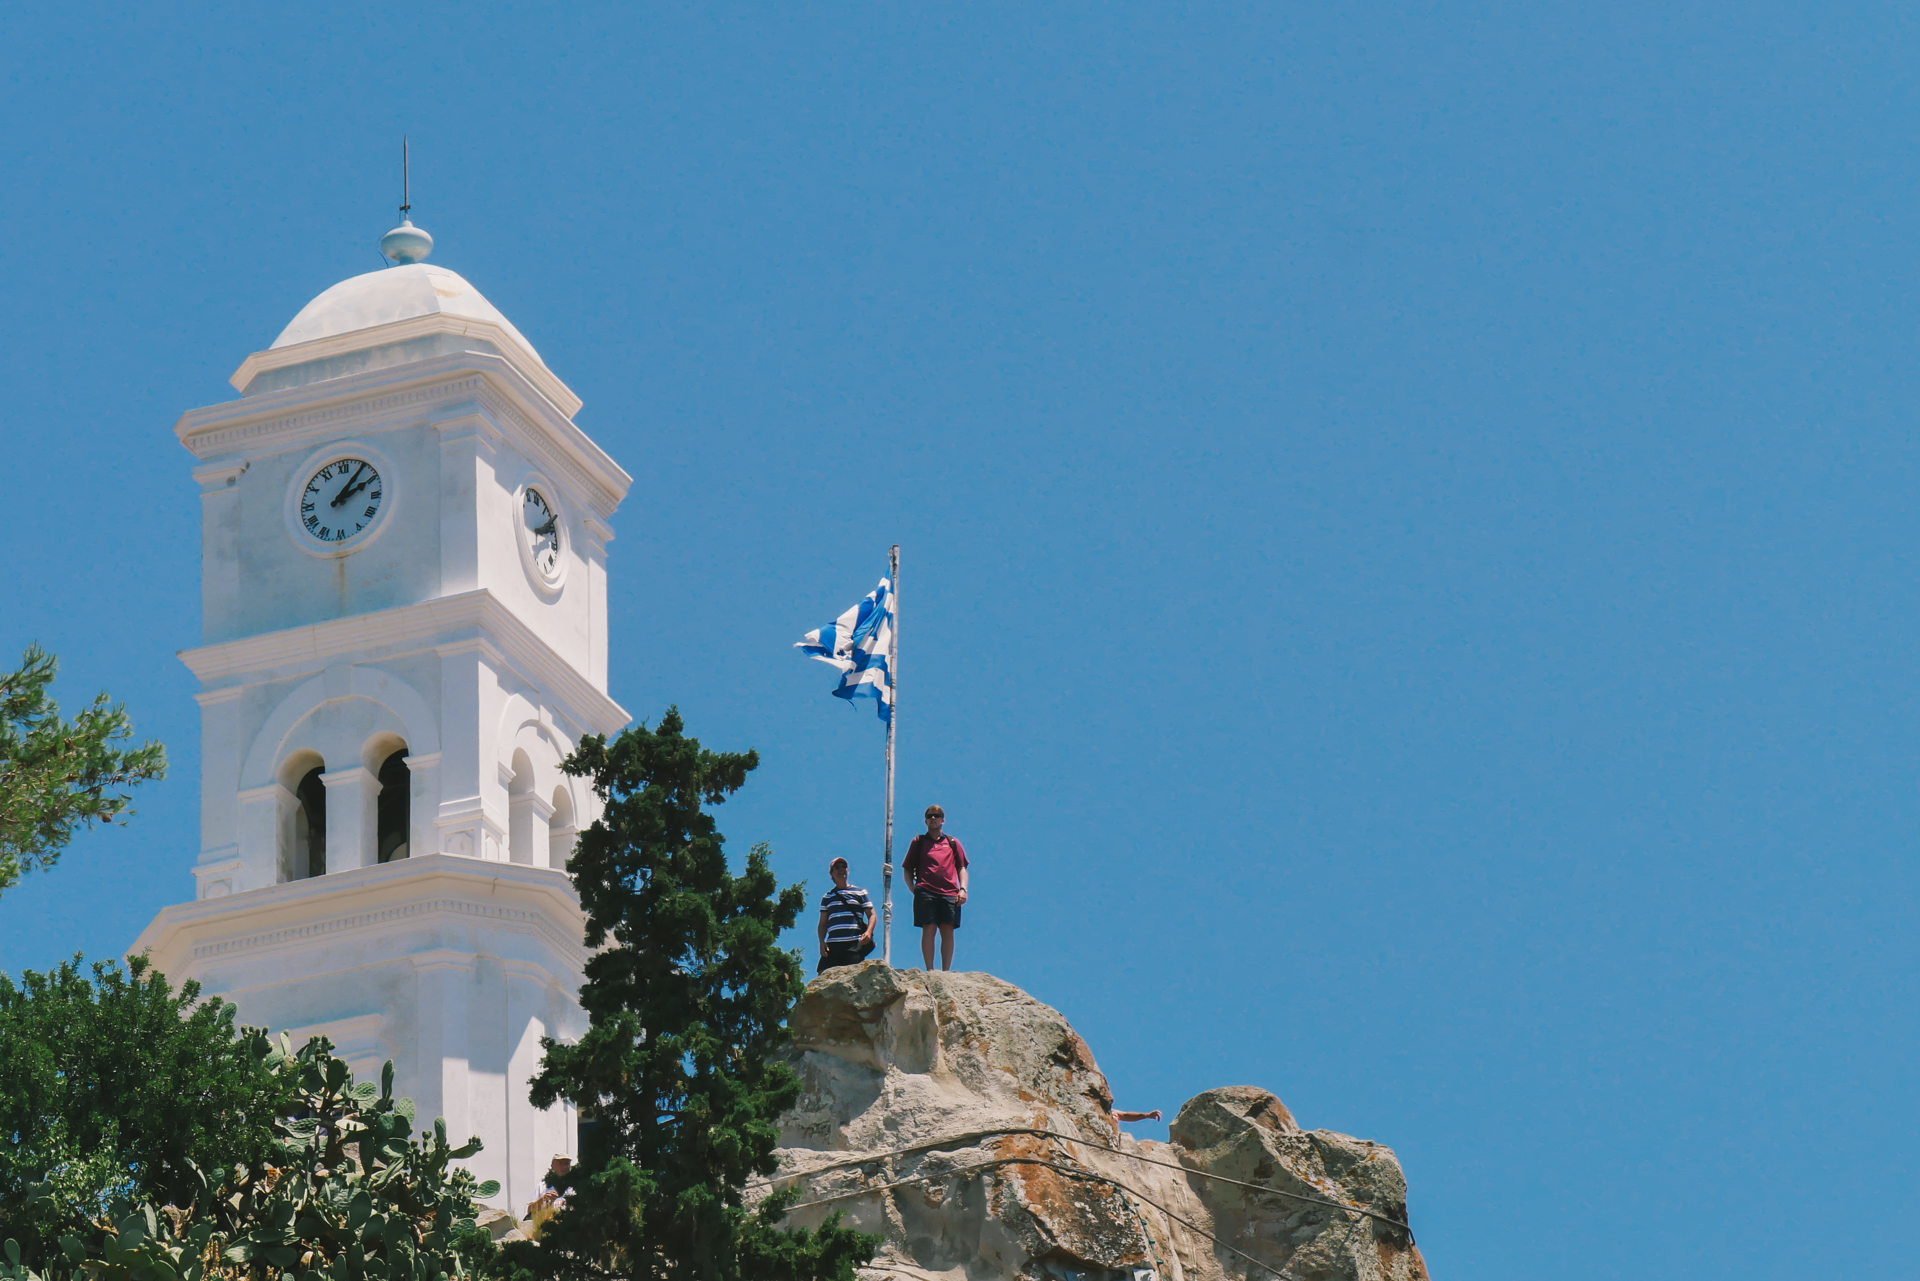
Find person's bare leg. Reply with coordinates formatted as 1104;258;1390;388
939;924;956;971
921;924;937;969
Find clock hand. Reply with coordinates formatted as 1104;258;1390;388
533;518;558;542
329;463;369;508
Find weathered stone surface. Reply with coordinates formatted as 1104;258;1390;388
766;963;1428;1281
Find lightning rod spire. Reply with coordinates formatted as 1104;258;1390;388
380;136;433;264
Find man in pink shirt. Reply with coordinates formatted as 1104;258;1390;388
902;803;969;971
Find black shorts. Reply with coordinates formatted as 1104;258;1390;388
912;891;962;928
817;939;875;974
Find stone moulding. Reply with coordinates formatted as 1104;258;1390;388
189;896;553;961
130;855;590;987
177;588;631;741
176;353;631;520
230;311;585;420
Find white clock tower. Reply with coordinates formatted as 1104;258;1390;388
133;219;631;1217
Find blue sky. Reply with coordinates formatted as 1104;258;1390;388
3;3;1917;1276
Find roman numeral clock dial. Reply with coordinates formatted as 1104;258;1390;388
521;486;564;586
299;458;384;544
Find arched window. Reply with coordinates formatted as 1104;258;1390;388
548;786;576;870
294;765;327;879
376;748;410;863
507;749;538;865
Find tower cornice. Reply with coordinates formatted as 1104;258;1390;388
129;855;591;997
231;311;584;419
175;352;633;519
178;588;631;739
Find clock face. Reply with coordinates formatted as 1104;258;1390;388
298;458;384;544
523;487;563;579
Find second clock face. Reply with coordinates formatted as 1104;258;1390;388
523;486;563;580
299;458;385;544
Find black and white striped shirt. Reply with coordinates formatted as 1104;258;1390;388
820;885;873;946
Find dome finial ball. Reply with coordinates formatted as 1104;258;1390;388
381;219;433;265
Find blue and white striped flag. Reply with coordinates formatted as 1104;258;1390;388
796;576;894;723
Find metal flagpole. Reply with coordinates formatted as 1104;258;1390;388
882;544;899;965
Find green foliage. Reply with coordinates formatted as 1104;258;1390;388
1;1036;501;1281
0;957;284;1257
518;707;877;1281
0;644;167;895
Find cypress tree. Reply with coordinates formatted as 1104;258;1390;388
523;709;875;1281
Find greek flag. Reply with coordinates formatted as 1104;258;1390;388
796;577;894;723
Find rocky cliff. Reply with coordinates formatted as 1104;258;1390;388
764;964;1429;1281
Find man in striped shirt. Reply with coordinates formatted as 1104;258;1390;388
816;856;877;975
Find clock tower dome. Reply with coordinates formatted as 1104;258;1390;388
133;225;631;1217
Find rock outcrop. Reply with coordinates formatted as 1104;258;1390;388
767;964;1428;1281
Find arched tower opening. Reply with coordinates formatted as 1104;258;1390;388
376;747;410;863
274;749;329;883
507;749;538;865
548;786;576;870
292;762;327;880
